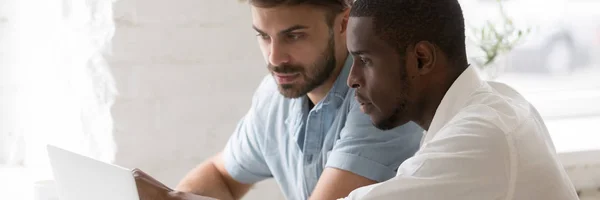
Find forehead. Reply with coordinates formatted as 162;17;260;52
347;17;385;54
251;5;328;32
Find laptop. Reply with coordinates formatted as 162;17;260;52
46;145;140;200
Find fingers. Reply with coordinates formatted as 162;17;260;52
132;168;173;192
133;169;173;200
169;191;221;200
132;169;219;200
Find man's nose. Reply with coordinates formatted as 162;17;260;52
268;41;290;66
347;63;362;89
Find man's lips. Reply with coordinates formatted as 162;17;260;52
354;95;370;105
274;72;300;84
355;95;374;113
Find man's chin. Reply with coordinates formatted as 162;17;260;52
369;116;388;130
278;85;306;99
372;121;396;131
372;115;407;131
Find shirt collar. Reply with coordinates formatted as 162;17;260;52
307;55;353;111
424;66;484;141
287;55;353;122
287;55;353;148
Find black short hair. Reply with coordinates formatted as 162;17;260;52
244;0;353;27
350;0;467;65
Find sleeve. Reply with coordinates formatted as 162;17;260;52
343;115;512;200
325;97;423;182
222;77;273;184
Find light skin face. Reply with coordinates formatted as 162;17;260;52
347;16;439;130
252;4;347;103
253;6;380;200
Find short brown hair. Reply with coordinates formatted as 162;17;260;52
242;0;353;26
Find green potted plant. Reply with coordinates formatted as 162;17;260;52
466;0;531;80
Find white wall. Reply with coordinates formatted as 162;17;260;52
109;0;283;199
0;0;18;164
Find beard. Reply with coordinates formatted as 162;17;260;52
268;33;336;98
373;100;408;130
373;62;411;130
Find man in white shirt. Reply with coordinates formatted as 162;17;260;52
342;0;580;199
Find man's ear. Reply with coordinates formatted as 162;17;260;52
414;41;436;75
339;8;350;34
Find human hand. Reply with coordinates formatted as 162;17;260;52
132;168;218;200
133;168;174;200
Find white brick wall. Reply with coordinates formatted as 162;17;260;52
0;0;17;163
110;0;283;199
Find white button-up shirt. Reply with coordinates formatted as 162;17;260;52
343;67;579;200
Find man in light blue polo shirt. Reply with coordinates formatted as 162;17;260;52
132;0;422;200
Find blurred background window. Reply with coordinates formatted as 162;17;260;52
462;0;600;153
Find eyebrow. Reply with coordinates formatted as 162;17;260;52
252;25;309;35
350;50;371;56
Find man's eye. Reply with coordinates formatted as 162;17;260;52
256;33;269;40
360;57;371;65
287;33;303;41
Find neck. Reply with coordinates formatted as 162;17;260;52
307;52;348;105
414;89;447;131
414;67;465;131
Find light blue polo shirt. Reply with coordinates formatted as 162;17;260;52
223;56;423;200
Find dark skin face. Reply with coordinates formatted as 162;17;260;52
347;16;446;130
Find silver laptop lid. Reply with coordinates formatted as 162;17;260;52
47;145;140;200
